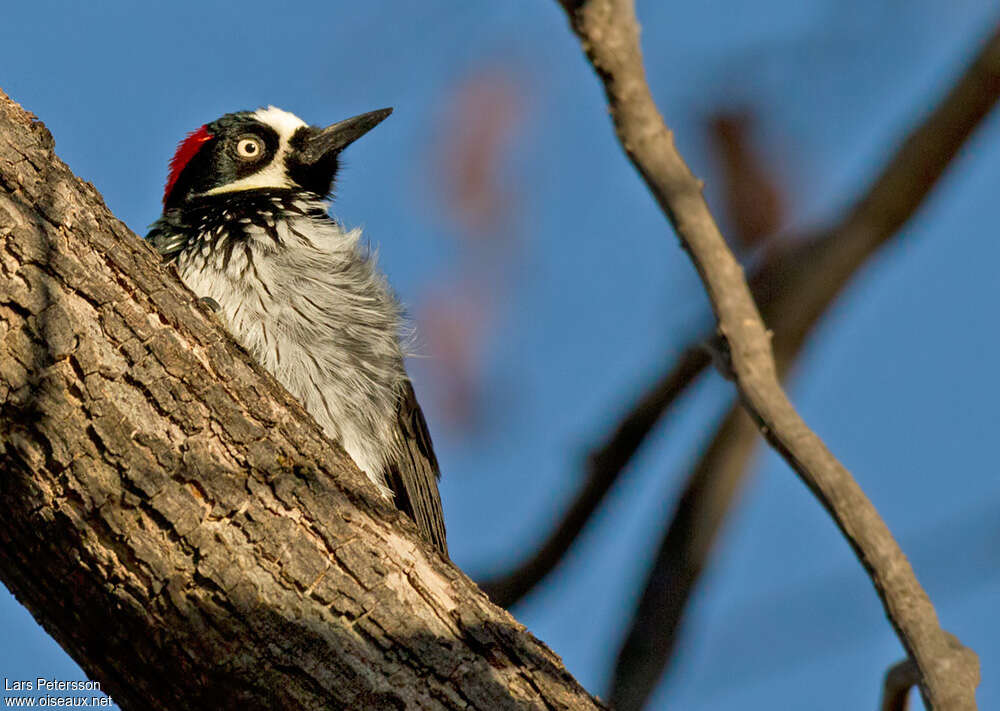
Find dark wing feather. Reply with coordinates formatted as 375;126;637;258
386;380;448;557
146;214;188;261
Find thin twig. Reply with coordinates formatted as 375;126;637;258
609;21;1000;707
882;659;920;711
555;1;981;708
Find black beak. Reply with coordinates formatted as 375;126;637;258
299;108;393;164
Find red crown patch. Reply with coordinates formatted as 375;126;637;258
163;126;214;205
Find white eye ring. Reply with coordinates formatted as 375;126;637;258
235;136;264;160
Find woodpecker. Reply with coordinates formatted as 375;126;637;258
147;106;447;555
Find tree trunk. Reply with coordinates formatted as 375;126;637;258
0;90;603;711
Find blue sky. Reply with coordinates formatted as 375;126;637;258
1;2;998;709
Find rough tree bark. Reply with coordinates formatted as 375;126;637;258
553;1;981;709
0;91;605;710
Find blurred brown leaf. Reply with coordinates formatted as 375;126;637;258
435;66;527;241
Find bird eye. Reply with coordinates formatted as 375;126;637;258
235;136;264;160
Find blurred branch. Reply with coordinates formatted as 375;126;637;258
609;291;815;710
684;498;1000;696
483;19;1000;629
554;1;982;710
707;111;786;249
610;405;759;711
480;346;710;606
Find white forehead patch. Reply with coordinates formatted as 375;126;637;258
202;106;308;197
253;106;307;140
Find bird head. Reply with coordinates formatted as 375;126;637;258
161;106;392;208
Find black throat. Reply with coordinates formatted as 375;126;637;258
146;189;329;263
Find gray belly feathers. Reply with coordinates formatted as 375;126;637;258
150;197;448;555
176;212;403;493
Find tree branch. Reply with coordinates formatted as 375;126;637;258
0;90;604;711
482;19;1000;617
554;1;981;709
882;658;920;711
880;632;978;711
609;21;1000;708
